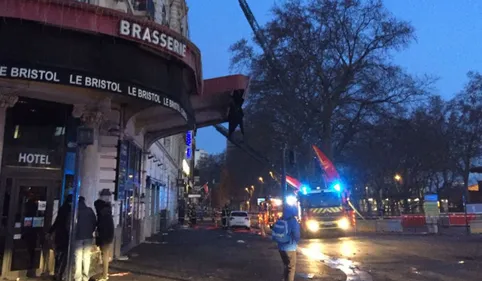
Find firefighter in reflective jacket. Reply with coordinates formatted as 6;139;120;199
221;204;230;229
258;202;267;237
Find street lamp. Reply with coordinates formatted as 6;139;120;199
269;171;275;179
258;176;264;183
394;174;402;182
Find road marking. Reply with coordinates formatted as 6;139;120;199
299;247;373;281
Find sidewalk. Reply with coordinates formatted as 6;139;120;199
107;222;345;281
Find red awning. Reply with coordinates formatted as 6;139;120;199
191;74;250;128
203;75;250;97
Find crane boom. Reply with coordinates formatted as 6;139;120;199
213;124;298;188
238;0;287;89
213;124;271;166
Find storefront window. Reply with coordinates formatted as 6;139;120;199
3;98;70;169
4;98;69;150
121;140;142;248
127;142;141;185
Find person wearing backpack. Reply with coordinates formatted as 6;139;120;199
271;205;300;281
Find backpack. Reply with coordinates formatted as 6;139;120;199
271;218;292;244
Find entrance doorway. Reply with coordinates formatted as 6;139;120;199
0;97;72;279
0;178;58;279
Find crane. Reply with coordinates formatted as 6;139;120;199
238;0;288;90
236;0;294;202
213;124;271;166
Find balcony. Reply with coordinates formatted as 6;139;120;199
72;0;155;19
128;0;155;19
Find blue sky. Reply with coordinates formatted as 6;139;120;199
187;0;482;155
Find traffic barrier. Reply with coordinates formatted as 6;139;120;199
376;219;403;232
447;213;476;226
401;215;426;228
355;220;377;232
439;215;450;227
469;219;482;234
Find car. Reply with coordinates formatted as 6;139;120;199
229;211;251;229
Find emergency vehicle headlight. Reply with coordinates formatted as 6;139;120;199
306;220;319;232
286;195;297;206
337;217;350;230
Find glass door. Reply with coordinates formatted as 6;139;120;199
121;189;134;247
4;179;54;278
0;178;13;276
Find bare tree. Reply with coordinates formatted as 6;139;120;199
197;152;226;187
449;72;482;201
231;0;432;165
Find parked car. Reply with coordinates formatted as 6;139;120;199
229;211;251;229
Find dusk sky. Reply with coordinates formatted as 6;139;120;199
187;0;482;155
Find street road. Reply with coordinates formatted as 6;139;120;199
108;224;481;281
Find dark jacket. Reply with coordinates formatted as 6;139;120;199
94;199;115;246
76;200;97;240
49;201;71;249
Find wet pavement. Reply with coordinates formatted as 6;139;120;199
108;223;482;281
108;223;344;281
299;234;482;281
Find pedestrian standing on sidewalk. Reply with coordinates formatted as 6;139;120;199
178;201;186;225
94;189;115;281
73;196;97;281
221;204;230;229
47;194;73;281
271;205;300;281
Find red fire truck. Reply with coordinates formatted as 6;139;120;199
298;186;355;237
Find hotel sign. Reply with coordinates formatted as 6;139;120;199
18;153;51;165
185;131;192;159
119;20;187;58
0;63;189;121
3;148;62;169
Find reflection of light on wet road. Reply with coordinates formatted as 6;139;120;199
300;239;372;281
109;272;130;277
339;240;356;257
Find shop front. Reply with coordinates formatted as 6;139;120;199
0;98;72;278
0;0;250;278
0;0;202;278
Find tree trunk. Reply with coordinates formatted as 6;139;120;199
321;103;334;160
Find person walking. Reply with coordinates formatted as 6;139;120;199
271;205;300;281
94;189;115;281
221;204;230;229
73;196;97;281
47;195;73;281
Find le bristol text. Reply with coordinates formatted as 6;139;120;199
0;65;188;120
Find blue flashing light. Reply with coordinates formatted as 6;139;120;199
332;182;342;192
300;184;311;195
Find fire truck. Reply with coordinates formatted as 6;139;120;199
298;185;355;237
258;197;284;228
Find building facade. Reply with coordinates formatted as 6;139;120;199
194;148;208;167
0;0;250;279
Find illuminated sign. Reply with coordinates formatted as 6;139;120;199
182;159;190;176
185;131;192;159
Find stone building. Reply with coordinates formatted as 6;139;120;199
0;0;249;278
